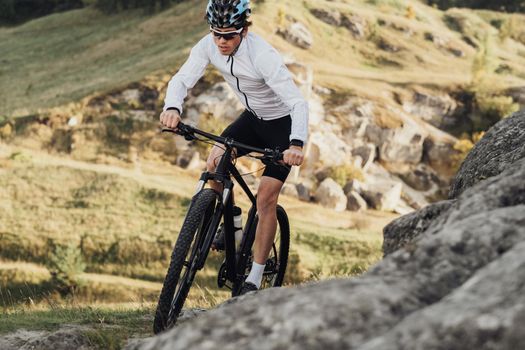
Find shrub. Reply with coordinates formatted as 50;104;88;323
328;164;365;187
475;94;519;125
46;244;86;295
405;5;416;20
451;131;485;170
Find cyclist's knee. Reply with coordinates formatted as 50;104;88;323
206;146;223;172
257;189;279;215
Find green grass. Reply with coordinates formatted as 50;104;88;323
0;0;209;117
2;0;525;120
0;146;389;310
0;304;152;335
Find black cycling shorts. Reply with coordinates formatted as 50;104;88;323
220;109;292;183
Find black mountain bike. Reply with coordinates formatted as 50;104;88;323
153;122;290;334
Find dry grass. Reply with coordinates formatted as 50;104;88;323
0;142;393;312
0;0;209;117
2;0;525;119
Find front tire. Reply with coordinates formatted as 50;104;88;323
153;189;217;334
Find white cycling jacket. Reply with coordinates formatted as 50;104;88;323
164;32;309;143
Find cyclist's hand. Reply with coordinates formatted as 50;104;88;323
283;146;304;166
160;109;181;129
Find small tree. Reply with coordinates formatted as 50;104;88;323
46;244;86;295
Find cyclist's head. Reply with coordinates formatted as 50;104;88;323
206;0;251;30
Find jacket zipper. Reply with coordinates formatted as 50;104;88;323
229;55;260;119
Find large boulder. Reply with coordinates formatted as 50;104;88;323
401;89;458;128
362;183;402;212
382;200;454;256
185;82;244;124
449;111;525;199
360;164;403;212
314;178;347;212
131;156;525;350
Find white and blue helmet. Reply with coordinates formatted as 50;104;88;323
206;0;251;29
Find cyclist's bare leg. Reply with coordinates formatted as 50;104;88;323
253;176;283;265
206;143;226;194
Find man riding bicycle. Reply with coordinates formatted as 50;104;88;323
159;0;309;295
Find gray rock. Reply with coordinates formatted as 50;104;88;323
296;182;312;202
343;179;367;195
277;22;313;49
310;8;341;26
186;82;244;123
362;182;402;212
449;111;525;199
176;151;202;170
376;37;401;52
341;14;367;39
134;156;525;350
352;144;376;170
361;240;525;350
281;183;299;198
506;86;525;108
0;326;93;350
398;163;442;192
314;178;347;212
400;183;431;210
346;191;368;211
402;90;458;128
423;137;457;177
382;200;454;256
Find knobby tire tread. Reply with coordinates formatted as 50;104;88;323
153;189;217;334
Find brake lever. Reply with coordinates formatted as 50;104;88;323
161;125;196;141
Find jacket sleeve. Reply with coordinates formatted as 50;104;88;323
254;49;309;143
163;36;210;114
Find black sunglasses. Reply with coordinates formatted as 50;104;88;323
210;27;243;41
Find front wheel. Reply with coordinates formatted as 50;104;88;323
235;205;290;294
153;189;217;334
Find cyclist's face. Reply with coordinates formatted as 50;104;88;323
211;26;246;56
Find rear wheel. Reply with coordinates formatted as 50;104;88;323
235;205;290;294
153;189;217;334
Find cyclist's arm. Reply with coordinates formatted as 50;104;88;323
164;36;211;114
254;50;309;146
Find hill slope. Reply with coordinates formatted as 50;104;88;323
1;0;525;118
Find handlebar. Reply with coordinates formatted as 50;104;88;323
161;122;284;164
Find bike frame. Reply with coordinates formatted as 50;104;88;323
165;124;283;294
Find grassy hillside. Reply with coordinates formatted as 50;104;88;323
0;0;209;117
0;142;394;311
1;0;524;344
1;0;525;118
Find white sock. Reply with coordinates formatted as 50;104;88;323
245;262;265;289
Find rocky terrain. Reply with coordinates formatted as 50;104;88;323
2;0;525;218
128;111;525;349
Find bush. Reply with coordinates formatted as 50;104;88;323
451;132;483;170
46;244;86;295
475;94;519;126
328;164;365;187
